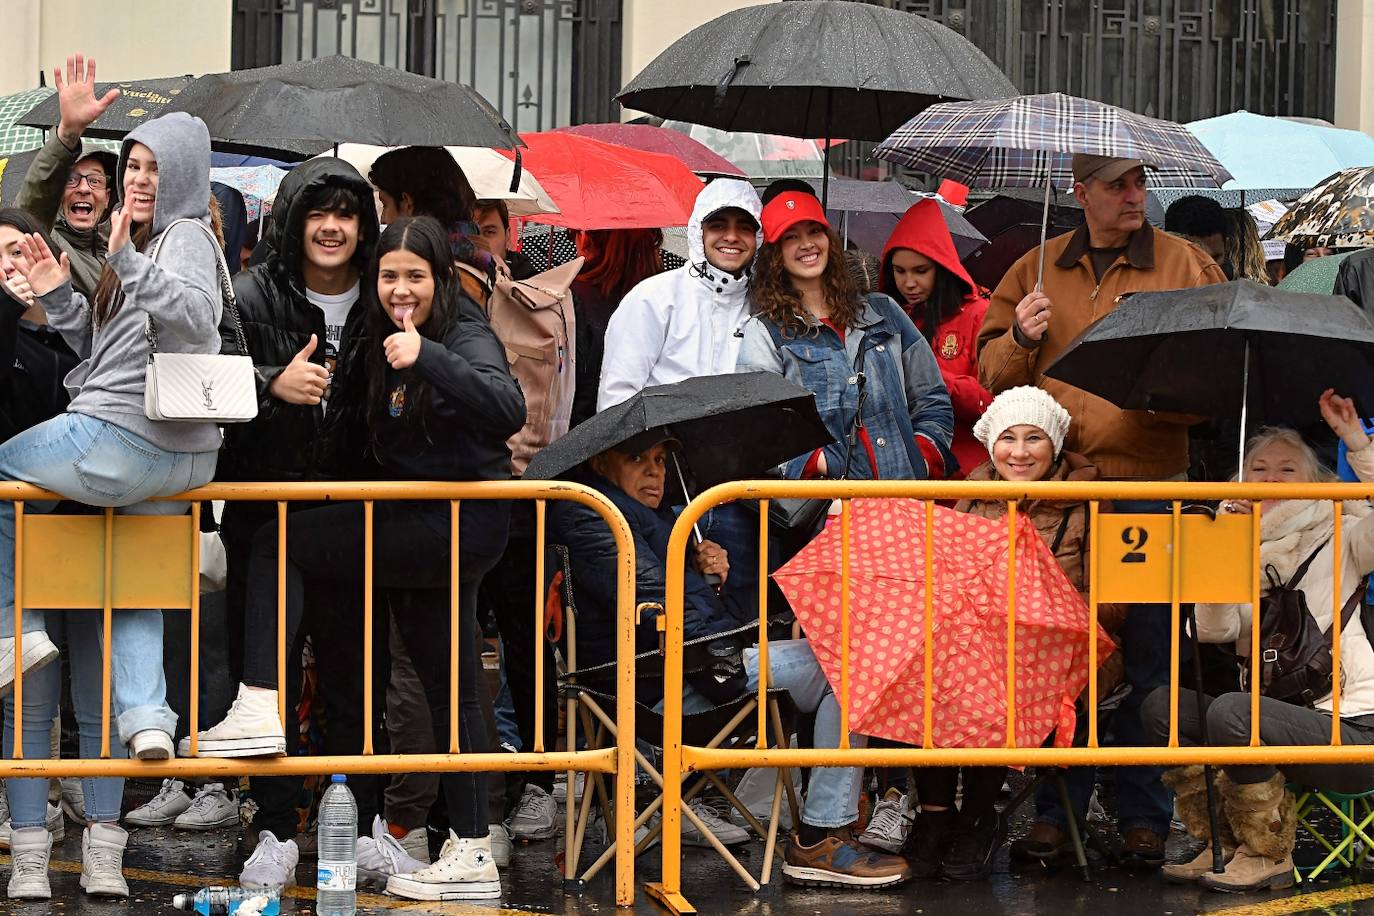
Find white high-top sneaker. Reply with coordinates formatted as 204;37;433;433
7;826;52;900
385;831;501;901
177;685;286;758
0;632;59;698
80;822;129;897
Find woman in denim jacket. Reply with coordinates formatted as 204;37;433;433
737;185;954;481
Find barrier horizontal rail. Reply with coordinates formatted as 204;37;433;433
0;479;638;907
648;478;1374;915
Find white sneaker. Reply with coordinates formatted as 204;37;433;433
6;826;52;899
0;633;59;698
178;685;286;758
173;783;239;830
385;831;501;901
239;830;299;891
126;778;191;827
58;777;86;825
357;816;427;889
552;772;585;803
488;823;512;868
396;825;430;865
130;729;174;760
0;803;65;849
858;788;914;853
79;822;129;897
508;784;558;841
682;799;749;848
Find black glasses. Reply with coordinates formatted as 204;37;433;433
64;172;108;191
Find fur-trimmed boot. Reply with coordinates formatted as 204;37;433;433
1160;766;1237;883
1198;772;1295;893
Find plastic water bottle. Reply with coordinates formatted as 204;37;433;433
316;774;358;916
171;886;280;914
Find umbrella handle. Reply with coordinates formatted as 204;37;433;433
1035;176;1051;293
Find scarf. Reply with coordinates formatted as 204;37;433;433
448;218;494;279
1259;499;1373;586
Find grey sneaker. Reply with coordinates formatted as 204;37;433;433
488;823;512;868
682;800;749;848
0;803;64;849
508;785;558;841
173;783;239;830
858;789;914;853
125;778;191;827
357;817;427;889
239;831;299;891
58;778;86;826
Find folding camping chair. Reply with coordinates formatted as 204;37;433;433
1292;785;1374;882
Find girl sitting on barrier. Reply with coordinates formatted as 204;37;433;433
1143;394;1374;893
186;216;525;900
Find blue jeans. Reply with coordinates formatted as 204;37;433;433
1034;498;1177;836
699;503;760;617
684;639;865;830
0;412;217;740
4;612;127;827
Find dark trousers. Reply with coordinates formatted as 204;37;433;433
913;766;1006;820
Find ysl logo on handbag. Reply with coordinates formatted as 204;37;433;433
201;379;216;411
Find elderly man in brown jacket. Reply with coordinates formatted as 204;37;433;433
977;153;1226;873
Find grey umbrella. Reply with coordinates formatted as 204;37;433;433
17;75;197;141
805;178;987;259
616;0;1015;206
157;55;520;160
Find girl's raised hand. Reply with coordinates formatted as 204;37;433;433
1320;388;1370;452
383;311;423;370
15;234;69;298
108;205;134;255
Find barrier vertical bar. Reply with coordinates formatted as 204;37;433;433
363;501;374;756
450;501;460;753
1331;500;1344;744
1167;501;1181;747
1250;504;1262;745
1087;500;1100;747
612;496;637;908
1006;500;1018;748
276;501;288;730
839;499;852;750
189;502;202;756
756;500;770;749
922;499;934;749
101;507;114;759
534;499;546;753
12;501;22;759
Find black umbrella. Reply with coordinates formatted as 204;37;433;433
524;372;833;491
1044;280;1374;474
806;178;987;259
962;191;1085;290
17;75;197;141
157;56;519;160
615;0;1015;206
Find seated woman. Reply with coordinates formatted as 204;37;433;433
1142;393;1374;893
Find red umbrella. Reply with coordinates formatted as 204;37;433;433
556;123;746;179
773;499;1115;750
496;132;704;230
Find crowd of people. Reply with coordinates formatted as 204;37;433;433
0;52;1369;905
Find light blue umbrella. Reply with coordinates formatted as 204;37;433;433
1187;111;1374;190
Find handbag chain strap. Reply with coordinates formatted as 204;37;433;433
143;219;250;356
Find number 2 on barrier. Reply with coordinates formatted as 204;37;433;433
1121;526;1149;564
1097;514;1253;604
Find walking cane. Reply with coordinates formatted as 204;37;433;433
1187;605;1227;874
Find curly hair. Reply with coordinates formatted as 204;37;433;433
750;225;860;337
1224;208;1270;285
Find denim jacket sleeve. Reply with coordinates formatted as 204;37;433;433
734;317;784;376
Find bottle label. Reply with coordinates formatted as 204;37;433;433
316;863;356;891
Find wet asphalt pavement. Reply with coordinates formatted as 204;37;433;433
6;774;1374;916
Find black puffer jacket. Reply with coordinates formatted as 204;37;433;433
216;158;380;481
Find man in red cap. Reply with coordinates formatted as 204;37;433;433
976;154;1225;871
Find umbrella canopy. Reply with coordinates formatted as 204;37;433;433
158;55;519;159
555;123;745;178
774;499;1112;748
961;191;1085;291
208;165;289;224
17;75;196;140
1145;187;1304;228
318;143;559;218
523;372;833;490
495;132;703;230
1186;111;1374;191
815;182;987;260
661;121;827;182
1044;280;1374;424
0;88;53;156
875;92;1233;190
616;1;1014;142
1276;251;1353;294
1267;167;1374;249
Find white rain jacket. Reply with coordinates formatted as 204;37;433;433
596;179;763;411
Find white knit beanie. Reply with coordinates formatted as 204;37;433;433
972;386;1072;458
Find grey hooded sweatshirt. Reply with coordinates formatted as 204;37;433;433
38;112;223;453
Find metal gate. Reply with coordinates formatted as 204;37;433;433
231;0;623;133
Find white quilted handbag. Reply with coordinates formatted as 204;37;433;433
143;219;258;423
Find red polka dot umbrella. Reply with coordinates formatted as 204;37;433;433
773;498;1115;749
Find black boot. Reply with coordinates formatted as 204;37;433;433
941;813;999;881
906;809;956;879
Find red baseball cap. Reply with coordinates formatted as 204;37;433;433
760;190;829;243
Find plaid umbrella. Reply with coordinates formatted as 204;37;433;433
874;93;1232;190
1267;167;1374;249
0;88;53;156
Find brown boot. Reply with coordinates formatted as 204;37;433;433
1198;772;1295;893
1160;766;1236;883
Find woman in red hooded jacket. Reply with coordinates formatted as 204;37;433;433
881;199;992;479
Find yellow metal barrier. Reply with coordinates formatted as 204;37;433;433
0;479;639;907
646;479;1374;915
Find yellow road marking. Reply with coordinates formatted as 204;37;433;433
0;854;542;914
1204;881;1374;915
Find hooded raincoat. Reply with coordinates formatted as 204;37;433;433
881;199;992;478
596;179;762;411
